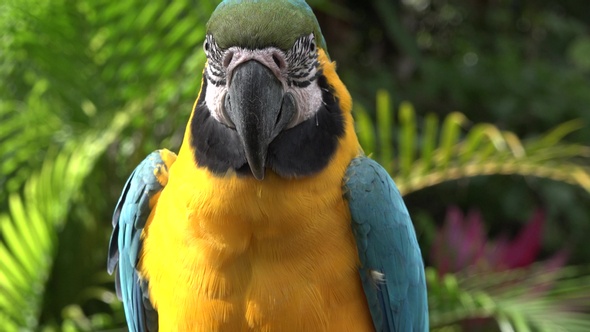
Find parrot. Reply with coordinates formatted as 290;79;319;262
107;0;428;331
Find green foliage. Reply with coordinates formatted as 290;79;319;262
0;111;130;330
0;0;215;329
354;91;590;331
427;266;590;332
355;92;590;195
1;1;590;331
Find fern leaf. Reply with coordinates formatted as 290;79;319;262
354;92;590;195
0;111;130;329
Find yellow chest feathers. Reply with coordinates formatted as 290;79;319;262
139;150;374;331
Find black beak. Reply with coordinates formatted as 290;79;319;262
224;60;295;180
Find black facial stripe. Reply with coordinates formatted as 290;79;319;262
207;66;226;83
291;80;311;88
190;73;345;178
289;70;312;79
205;35;227;79
205;72;226;87
289;70;320;87
207;61;223;72
208;65;224;77
286;35;318;83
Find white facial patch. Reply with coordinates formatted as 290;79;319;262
203;34;323;128
204;68;228;124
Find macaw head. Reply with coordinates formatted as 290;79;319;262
187;0;354;180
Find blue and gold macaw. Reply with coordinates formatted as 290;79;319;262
107;0;428;330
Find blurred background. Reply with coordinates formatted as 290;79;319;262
1;0;590;330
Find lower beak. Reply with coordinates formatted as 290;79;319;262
224;60;295;180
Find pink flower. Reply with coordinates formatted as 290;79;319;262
430;207;564;274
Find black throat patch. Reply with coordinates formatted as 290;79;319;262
189;74;345;178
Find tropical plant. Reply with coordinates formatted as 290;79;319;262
355;90;590;196
427;206;590;331
0;112;130;331
427;265;590;331
431;207;555;275
355;93;590;331
1;0;590;331
0;0;215;329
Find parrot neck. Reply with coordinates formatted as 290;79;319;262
166;99;362;250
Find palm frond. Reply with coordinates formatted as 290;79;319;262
355;90;590;195
0;111;130;330
427;265;590;332
0;90;64;205
0;1;215;328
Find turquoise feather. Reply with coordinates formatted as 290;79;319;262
345;156;429;331
107;151;170;331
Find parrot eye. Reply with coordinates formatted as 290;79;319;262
284;33;320;88
307;34;316;54
203;34;221;59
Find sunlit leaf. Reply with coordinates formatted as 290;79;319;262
359;93;590;195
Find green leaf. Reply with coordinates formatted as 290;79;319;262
398;101;417;177
438;112;468;169
428;265;590;331
567;36;590;72
353;104;376;156
419;113;438;174
358;91;590;195
0;109;132;329
376;89;393;171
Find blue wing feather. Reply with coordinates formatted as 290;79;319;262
107;150;175;332
344;156;428;332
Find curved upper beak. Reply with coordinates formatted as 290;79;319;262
224;60;295;180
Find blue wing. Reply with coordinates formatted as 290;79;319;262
344;156;428;332
107;150;176;332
